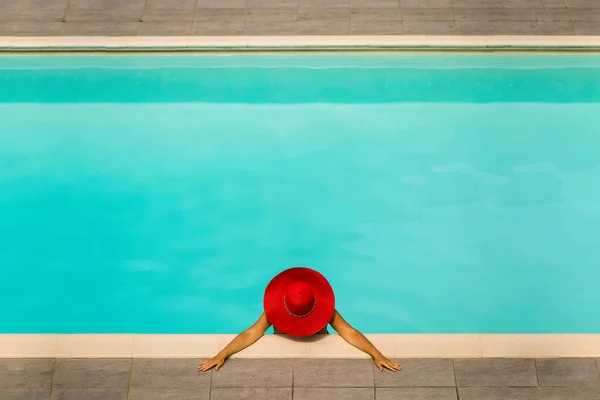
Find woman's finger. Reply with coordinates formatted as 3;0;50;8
383;361;399;372
199;361;215;372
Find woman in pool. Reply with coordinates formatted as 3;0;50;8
198;267;401;372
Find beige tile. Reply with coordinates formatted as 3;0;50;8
574;21;600;34
299;8;350;19
402;7;454;20
247;8;297;21
568;8;600;21
306;334;368;358
0;335;57;358
457;19;539;34
395;334;482;358
197;0;246;7
561;335;600;357
247;0;298;7
61;22;140;35
56;335;134;358
501;0;544;6
245;20;298;35
349;8;402;21
543;0;567;6
351;0;400;6
403;20;457;33
64;10;144;22
138;21;193;35
0;22;62;35
480;334;563;358
366;334;395;358
299;0;348;7
537;20;573;34
218;334;237;351
534;7;570;21
0;9;67;22
298;19;350;34
142;9;196;22
453;7;534;20
0;37;14;47
230;335;307;358
7;34;600;51
195;8;246;21
133;335;219;357
192;20;245;34
126;36;190;46
352;19;405;34
17;36;106;47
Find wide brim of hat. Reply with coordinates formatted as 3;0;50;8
263;267;335;337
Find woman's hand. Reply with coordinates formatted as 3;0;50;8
373;355;402;372
198;356;226;372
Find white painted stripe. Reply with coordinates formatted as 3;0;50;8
1;334;599;358
1;36;600;50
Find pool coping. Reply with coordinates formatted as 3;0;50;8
2;36;600;51
1;334;599;359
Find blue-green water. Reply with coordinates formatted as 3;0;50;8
1;55;600;334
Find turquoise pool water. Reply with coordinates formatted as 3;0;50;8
1;54;600;334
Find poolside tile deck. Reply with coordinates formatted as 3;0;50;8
374;358;455;387
0;359;55;388
2;358;600;400
53;359;132;388
130;358;211;389
0;0;599;36
211;359;292;387
454;358;538;387
50;388;129;400
294;358;374;387
536;358;600;387
378;387;458;400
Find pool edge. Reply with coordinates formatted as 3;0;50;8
2;36;600;52
1;334;599;358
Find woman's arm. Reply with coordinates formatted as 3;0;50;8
330;310;401;372
198;313;271;372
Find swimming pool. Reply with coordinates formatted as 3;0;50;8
1;54;600;335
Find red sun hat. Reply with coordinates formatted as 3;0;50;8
263;267;335;337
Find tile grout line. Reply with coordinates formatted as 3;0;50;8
48;358;57;400
596;357;600;383
452;359;459;400
208;359;213;400
534;359;540;387
296;0;299;37
372;358;376;400
60;0;71;36
62;0;70;22
139;0;149;33
347;2;351;35
125;359;134;400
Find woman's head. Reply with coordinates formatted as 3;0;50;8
263;267;335;337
